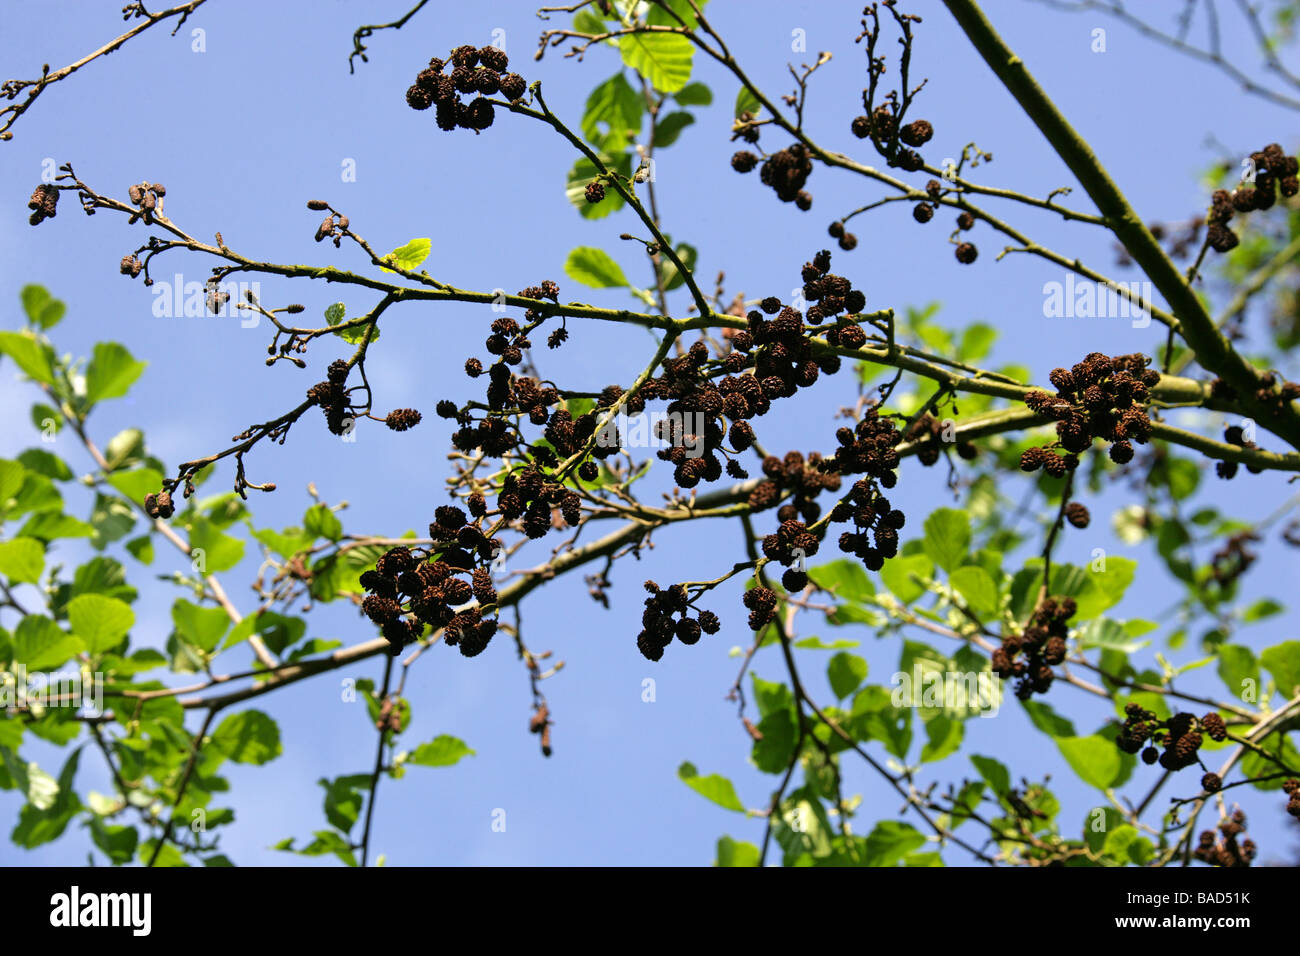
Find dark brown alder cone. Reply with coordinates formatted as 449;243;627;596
27;183;58;225
499;72;526;101
1064;502;1090;528
899;119;934;146
479;45;508;72
406;84;434;110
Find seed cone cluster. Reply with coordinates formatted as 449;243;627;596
1117;705;1227;771
990;597;1075;700
1284;778;1300;818
430;250;938;656
1208;143;1299;253
359;519;501;657
143;490;175;520
1209;530;1258;589
732;141;816;208
1194;810;1256;868
904;412;976;466
849;106;932;174
1020;352;1159;473
306;358;358;435
27;184;59;225
403;44;527;132
636;581;722;661
494;467;583;539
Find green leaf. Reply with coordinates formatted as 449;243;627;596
334;321;379;346
29;403;61;436
67;594;134;654
1217;644;1258;698
1242;598;1283;623
715;835;759;866
1159;457;1200;501
920;714;963;763
408;735;474;767
1102;824;1153;865
573;8;608;35
103;428;144;472
958;322;996;362
971;754;1010;795
1056;735;1123;790
880;552;932;603
751;674;795;719
379;237;431;273
124;535;154;565
211;710;282;765
654;110;695;147
1077;618;1150;654
106;467;163;506
734;85;762;119
85;342;147;403
11;749;81;849
0;536;44;583
904;851;945;867
104;647;166;677
286;830;356;867
619;32;693;92
0;330;55;384
324;302;346;325
751;711;796;773
1021;699;1076;737
12;472;62;521
1073;556;1137;621
564;246;630;288
658;241;698;292
171;598;229;652
90;818;138;865
677;761;745;811
645;0;707;27
673;81;712;106
793;636;860;650
86;494;134;549
188;517;245;573
1;750;56;808
581;71;642;144
0;459;27;506
862;820;926;866
21;285;66;329
67;555;135;603
923;508;971;573
1261;641;1300;698
828;652;868;700
17;448;71;481
319;775;367;833
251;526;313;560
303;503;343;542
810;559;875;602
950;565;998;618
849;686;912;757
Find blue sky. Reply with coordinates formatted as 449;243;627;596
1;0;1297;865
